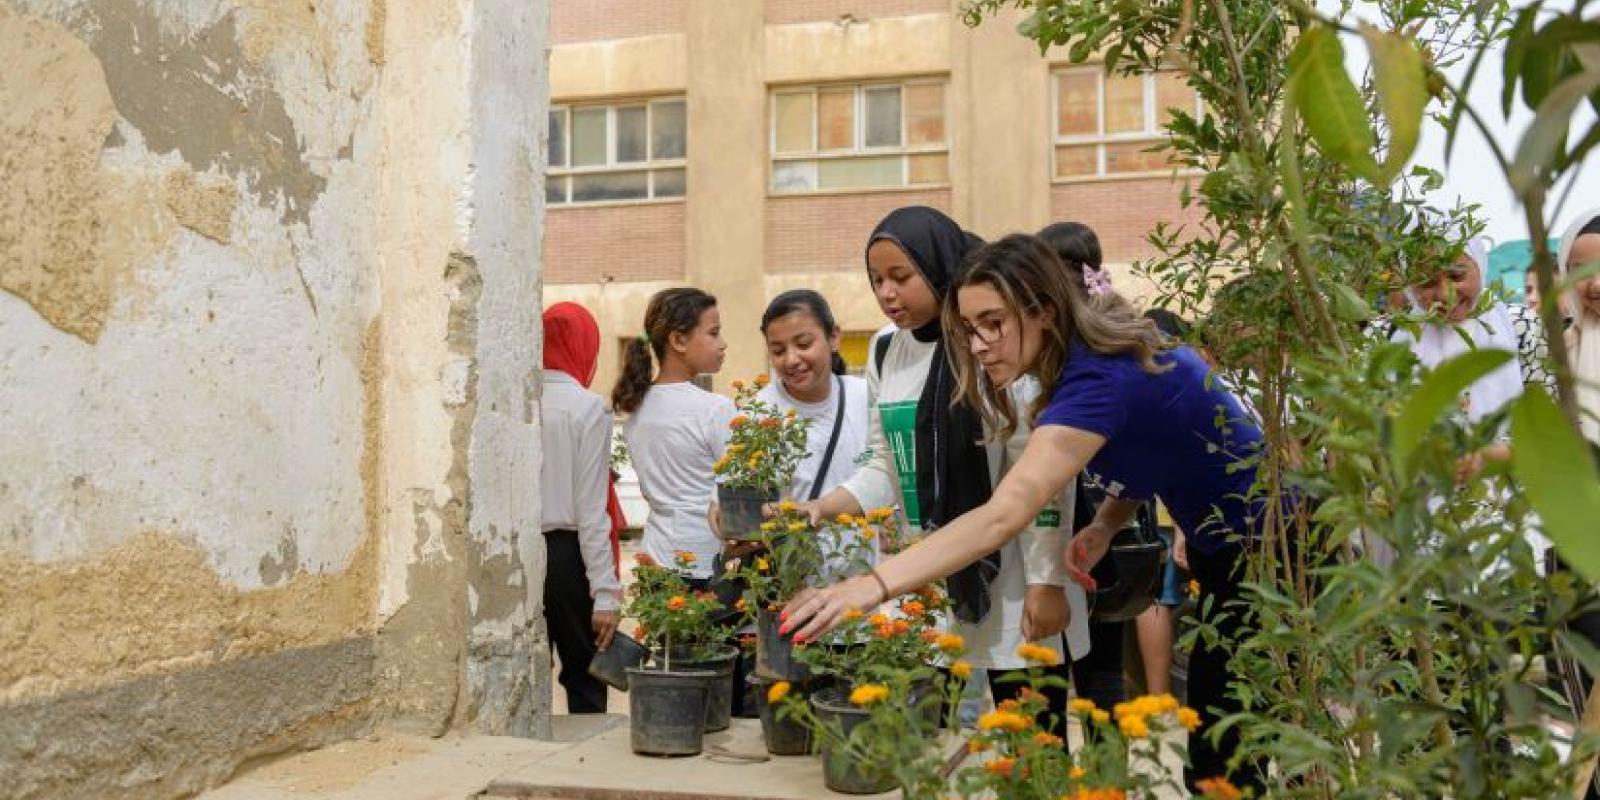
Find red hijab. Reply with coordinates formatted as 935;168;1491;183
542;302;624;575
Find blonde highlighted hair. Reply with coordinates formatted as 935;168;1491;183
942;233;1171;441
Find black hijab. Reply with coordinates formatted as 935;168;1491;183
867;207;999;624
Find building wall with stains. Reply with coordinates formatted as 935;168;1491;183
0;0;550;797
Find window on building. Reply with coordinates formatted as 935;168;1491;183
548;98;687;205
1052;69;1201;180
769;80;948;194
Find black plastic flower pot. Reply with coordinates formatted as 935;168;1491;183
754;677;812;756
755;608;809;681
626;666;715;757
716;484;777;541
587;631;649;691
664;645;738;732
810;687;898;795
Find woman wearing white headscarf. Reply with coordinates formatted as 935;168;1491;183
1557;209;1600;445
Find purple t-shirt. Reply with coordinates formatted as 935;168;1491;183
1037;342;1265;554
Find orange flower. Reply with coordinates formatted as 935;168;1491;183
966;738;990;753
1177;706;1202;732
935;633;966;653
977;710;1031;733
767;681;791;704
732;380;745;391
1068;789;1126;800
900;600;926;617
1069;765;1087;779
734;597;748;613
1032;731;1064;748
919;629;940;643
951;660;973;680
1090;709;1110;725
1118;714;1149;739
755;373;770;387
1188;578;1201;598
729;415;748;429
634;553;655;567
875;623;896;639
675;551;698;567
867;613;889;627
666;596;687;611
891;619;910;636
1195;778;1243;800
842;608;864;622
634;624;648;639
1016;643;1060;665
759;417;780;430
983;757;1016;778
848;684;889;706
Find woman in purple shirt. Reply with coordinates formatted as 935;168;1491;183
783;233;1274;789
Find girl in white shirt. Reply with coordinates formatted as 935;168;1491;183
612;288;734;582
538;302;623;713
792;207;1087;732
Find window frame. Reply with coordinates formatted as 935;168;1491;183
1049;67;1204;183
547;96;688;207
767;77;951;196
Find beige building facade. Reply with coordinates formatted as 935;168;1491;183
545;0;1199;393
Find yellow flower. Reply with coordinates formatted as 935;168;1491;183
1188;579;1201;598
759;521;777;533
786;521;806;534
1090;709;1110;725
1069;698;1098;716
935;633;966;654
966;738;990;753
849;684;890;706
1032;731;1064;748
755;373;770;387
778;500;798;513
951;660;972;680
866;507;893;522
732;380;746;391
860;526;876;541
675;551;697;567
842;608;864;622
983;757;1016;778
786;409;798;420
1069;765;1087;779
747;456;759;470
767;681;791;704
727;443;745;454
735;597;748;612
867;613;889;627
835;513;853;524
1017;643;1061;665
754;557;770;573
1118;714;1149;739
1177;706;1202;732
977;710;1031;733
1154;693;1179;713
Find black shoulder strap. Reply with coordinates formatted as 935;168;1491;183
807;377;848;501
872;330;893;380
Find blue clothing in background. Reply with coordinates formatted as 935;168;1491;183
1037;342;1265;555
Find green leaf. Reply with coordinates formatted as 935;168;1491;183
1509;65;1600;194
1511;390;1600;583
1288;25;1378;181
1502;4;1541;115
1390;349;1514;470
1329;281;1374;322
1361;24;1428;183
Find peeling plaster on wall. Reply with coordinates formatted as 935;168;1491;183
364;0;384;65
163;168;239;244
0;8;174;343
0;529;376;704
75;0;328;225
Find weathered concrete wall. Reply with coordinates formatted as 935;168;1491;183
0;0;550;795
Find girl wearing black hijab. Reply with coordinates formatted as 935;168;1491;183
792;206;1088;727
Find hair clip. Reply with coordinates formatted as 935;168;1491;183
1084;268;1113;298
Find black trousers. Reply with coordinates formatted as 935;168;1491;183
1071;620;1128;711
543;529;607;714
1185;544;1258;791
989;657;1074;741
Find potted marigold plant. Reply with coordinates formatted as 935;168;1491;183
740;503;885;683
713;375;811;539
623;551;737;753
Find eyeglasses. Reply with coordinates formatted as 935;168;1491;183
961;314;1009;345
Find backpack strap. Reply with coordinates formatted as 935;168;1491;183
871;330;894;381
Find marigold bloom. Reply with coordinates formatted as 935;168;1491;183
754;557;770;573
891;619;910;636
735;598;748;612
634;553;655;566
900;600;926;617
1154;693;1180;713
755;373;770;387
666;596;687;611
675;551;697;567
983;757;1016;778
875;624;896;640
778;499;798;513
732;380;745;391
1069;698;1098;716
1118;714;1149;739
935;633;966;653
1032;731;1064;748
1090;709;1110;725
867;507;893;522
1177;706;1202;732
951;660;973;680
1068;789;1125;800
920;629;940;643
849;684;889;706
1195;778;1243;800
1188;579;1201;598
760;521;777;533
835;513;854;524
786;522;806;534
977;710;1031;733
867;613;889;627
842;608;864;622
786;409;797;419
966;738;990;753
729;415;748;429
1017;643;1060;665
759;417;780;430
1069;765;1087;779
767;681;791;704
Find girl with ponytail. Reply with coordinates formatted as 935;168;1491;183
612;288;733;581
755;290;872;505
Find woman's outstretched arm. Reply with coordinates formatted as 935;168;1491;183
782;425;1106;640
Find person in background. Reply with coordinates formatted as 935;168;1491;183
612;288;733;583
757;290;874;520
538;302;623;713
784;233;1286;790
1135;308;1192;698
794;207;1087;734
1557;209;1600;446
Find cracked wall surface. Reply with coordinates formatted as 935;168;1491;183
0;0;550;795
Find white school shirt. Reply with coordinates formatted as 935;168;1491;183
538;371;623;611
839;328;1088;667
623;382;736;579
758;374;879;574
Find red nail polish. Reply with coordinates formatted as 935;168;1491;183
793;634;807;644
780;610;789;622
778;624;790;635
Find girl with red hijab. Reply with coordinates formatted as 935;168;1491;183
538;302;624;713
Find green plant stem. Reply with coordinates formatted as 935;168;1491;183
1413;629;1454;751
1520;184;1582;426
